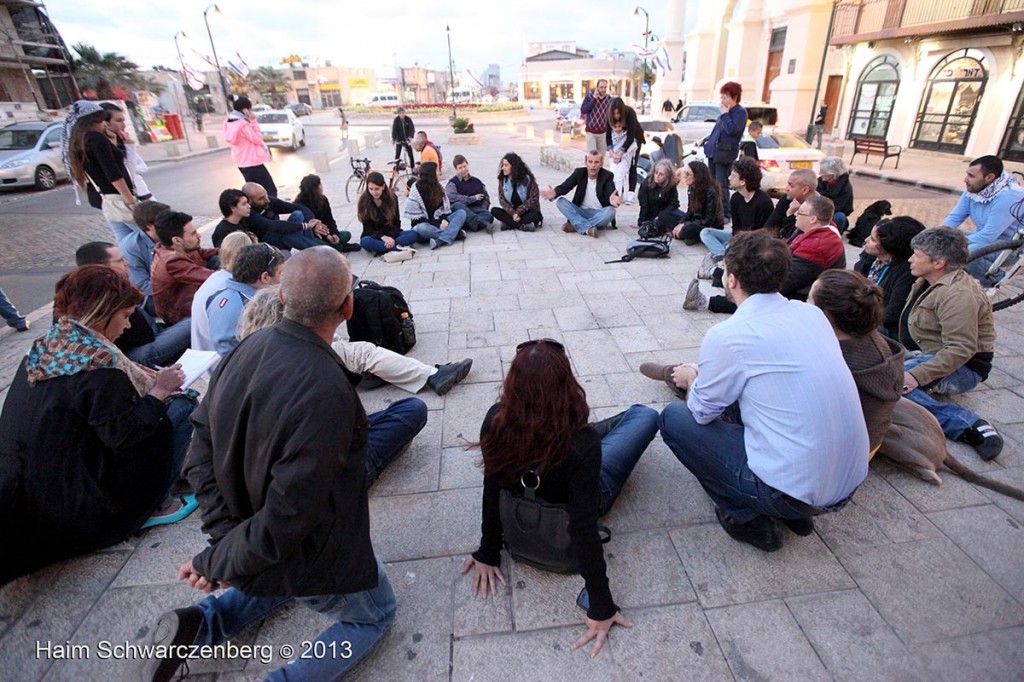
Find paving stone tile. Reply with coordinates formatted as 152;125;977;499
575;374;615;408
440;381;501;448
492;308;556;333
581;293;644;328
111;516;208;587
370;408;442;497
913;626;1024;682
602;530;697;609
561;329;631;375
450;294;521;314
952;388;1024;425
814;472;942;552
881;464;992;513
519;291;586;311
835;536;1024;644
970;466;1024;523
627;293;686;316
348;558;454;682
452;626;626;681
602;371;669;406
670;524;856;608
0;562;62;640
406;285;471;302
453;345;504;385
453;554;513;638
981;421;1024;468
613;440;716;531
606;325;662;353
439;446;483;490
369;487;480;562
508;561;586;631
705;599;829;682
786;590;923;681
928;505;1024;603
462;329;521;349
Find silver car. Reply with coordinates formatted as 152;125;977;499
0;121;66;190
671;102;779;144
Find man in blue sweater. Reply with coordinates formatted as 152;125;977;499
942;155;1023;253
445;155;494;232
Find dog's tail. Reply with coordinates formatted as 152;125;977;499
942;454;1024;502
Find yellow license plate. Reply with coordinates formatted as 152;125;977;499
262;135;274;141
790;161;813;169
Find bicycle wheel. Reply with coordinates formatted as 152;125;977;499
968;237;1024;311
346;173;365;202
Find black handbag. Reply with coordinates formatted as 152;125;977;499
499;467;610;574
713;141;736;165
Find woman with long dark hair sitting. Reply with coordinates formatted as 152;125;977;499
490;152;543;231
0;265;198;584
853;216;926;338
462;338;658;657
358;171;419;255
664;161;724;245
295;174;359;252
404;161;469;249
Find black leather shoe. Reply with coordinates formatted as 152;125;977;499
779;517;814;536
427;358;473;396
715;508;782;552
137;606;203;682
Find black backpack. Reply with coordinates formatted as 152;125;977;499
605;238;671;264
348;280;416;354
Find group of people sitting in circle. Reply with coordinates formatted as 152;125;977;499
0;90;1019;678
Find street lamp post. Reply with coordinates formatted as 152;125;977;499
634;6;650;114
173;30;193;151
203;4;230;110
446;25;457;120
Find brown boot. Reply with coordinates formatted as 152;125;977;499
562;222;574;233
639;362;687;399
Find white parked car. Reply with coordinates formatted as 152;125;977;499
256;110;305;151
672;102;779;144
682;130;824;193
637;118;675;146
0;121;66;190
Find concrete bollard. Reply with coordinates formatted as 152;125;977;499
525;125;534;139
381;128;390;145
312;151;329;173
165;143;181;158
544;130;554;144
561;133;571;148
206;135;219;149
506;122;515;133
365;133;379;149
348;139;362;157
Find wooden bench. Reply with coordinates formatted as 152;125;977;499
849;137;903;170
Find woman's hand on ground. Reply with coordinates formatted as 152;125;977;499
460;556;506;597
571;612;633;658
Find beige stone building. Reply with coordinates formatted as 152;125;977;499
0;0;76;115
517;42;639;108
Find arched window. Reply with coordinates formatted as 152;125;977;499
911;49;987;154
1000;80;1024;163
848;55;900;140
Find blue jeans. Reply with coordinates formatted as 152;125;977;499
597;405;659;515
555;197;615;234
364;397;429;486
263;211;323;251
107;219;137;243
659;402;843;524
194;553;396;681
360;231;419;255
164;395;197;495
712;163;731;221
0;287;26;329
834;211;848;234
125;316;192;368
700;227;731;258
903;353;982;440
450;202;494;231
413;208;467;245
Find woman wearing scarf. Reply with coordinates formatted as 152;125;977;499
62;99;138;242
0;266;198;585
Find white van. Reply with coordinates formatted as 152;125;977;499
367;93;399;107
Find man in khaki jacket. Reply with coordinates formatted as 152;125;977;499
899;227;1001;460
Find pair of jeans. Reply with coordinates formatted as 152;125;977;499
659;402;837;524
585;132;608;156
359;230;419;255
395;142;414;169
490;207;543;230
194;553;397;681
124;316;192;368
239;164;278;198
413;208;468;245
597;405;659;515
364;397;429;486
834;211;848;235
0;287;26;329
712;162;732;221
450;202;494;231
163;394;197;496
903;353;982;440
263;211;324;251
700;227;731;258
555;197;615;234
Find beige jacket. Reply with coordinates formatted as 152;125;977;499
902;268;995;387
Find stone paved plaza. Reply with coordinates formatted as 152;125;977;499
1;122;1023;681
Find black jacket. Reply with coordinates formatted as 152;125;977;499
84;131;134;209
391;116;415;143
854;253;916;335
186;319;376;597
817;173;854;216
0;363;173;584
238;198;315;243
553;167;618;208
765;196;797;240
638;182;680;222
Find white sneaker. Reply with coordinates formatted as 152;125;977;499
697;253;719;280
624;191;636;205
682;279;708;311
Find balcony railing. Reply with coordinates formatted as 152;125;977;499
833;0;1024;40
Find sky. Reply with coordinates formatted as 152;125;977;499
43;0;676;84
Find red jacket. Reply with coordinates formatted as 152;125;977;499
782;226;846;301
151;245;219;324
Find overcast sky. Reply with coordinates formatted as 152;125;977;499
44;0;680;83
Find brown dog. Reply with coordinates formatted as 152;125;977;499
876;398;1024;502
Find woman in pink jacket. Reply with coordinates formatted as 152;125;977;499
224;96;278;197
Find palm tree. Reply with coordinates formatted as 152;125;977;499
247;66;290;106
71;43;164;99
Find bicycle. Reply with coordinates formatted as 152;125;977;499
345;157;413;202
968;232;1024;311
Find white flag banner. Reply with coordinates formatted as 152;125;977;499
227;52;250;79
183;64;206;91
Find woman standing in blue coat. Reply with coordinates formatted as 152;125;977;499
702;82;747;223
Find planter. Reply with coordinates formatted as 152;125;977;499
448;133;482;145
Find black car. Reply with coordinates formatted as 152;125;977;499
285;102;313;117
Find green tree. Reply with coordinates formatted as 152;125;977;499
71;43;164;98
247;66;291;105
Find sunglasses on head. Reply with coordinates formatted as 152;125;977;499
263;243;278;269
515;338;565;354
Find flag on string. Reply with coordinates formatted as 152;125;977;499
227;53;250;79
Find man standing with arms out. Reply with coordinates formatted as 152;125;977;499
580;79;611;156
391;105;415;170
150;210;219;326
446;154;494;232
541;150;622;238
136;248;403;682
659;232;869;552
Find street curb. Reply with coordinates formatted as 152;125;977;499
848;168;961;196
144;146;229;166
